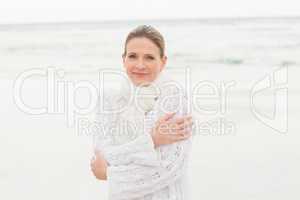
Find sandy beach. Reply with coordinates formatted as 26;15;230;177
1;18;300;199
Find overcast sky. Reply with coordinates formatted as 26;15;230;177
0;0;299;24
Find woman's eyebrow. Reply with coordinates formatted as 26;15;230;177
144;53;155;56
127;52;136;55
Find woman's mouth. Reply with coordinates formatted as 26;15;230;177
132;72;149;76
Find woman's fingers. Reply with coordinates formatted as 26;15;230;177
153;114;193;146
178;130;192;139
166;117;193;131
177;118;193;130
157;115;193;133
175;115;192;124
169;131;191;142
158;113;191;127
163;128;192;143
177;128;191;136
160;112;176;123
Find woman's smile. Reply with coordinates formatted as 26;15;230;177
132;71;149;76
123;37;167;86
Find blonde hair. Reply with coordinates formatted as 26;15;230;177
123;25;165;58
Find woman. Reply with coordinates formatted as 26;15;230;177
91;25;193;200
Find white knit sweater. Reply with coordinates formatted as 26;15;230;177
93;74;193;200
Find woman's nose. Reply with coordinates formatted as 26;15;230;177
136;59;146;69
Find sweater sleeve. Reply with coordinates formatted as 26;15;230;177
106;94;193;200
107;137;192;199
93;94;160;167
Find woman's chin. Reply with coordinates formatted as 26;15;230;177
130;77;150;86
133;80;150;86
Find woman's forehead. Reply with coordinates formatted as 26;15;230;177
126;37;160;54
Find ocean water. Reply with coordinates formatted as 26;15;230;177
1;18;300;75
1;18;300;200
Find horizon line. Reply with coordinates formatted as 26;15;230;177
1;15;300;26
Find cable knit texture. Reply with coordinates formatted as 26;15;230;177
93;74;193;200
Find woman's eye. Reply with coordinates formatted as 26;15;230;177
146;56;155;60
128;54;136;59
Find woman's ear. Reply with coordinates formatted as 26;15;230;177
160;55;167;72
122;54;126;69
122;54;125;63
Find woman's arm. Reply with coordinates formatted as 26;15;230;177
97;95;193;199
91;130;192;199
90;113;193;180
92;91;192;167
107;94;193;199
106;126;192;199
100;113;192;166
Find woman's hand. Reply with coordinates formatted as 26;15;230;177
151;112;193;148
90;150;108;180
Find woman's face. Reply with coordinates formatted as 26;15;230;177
123;37;167;86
